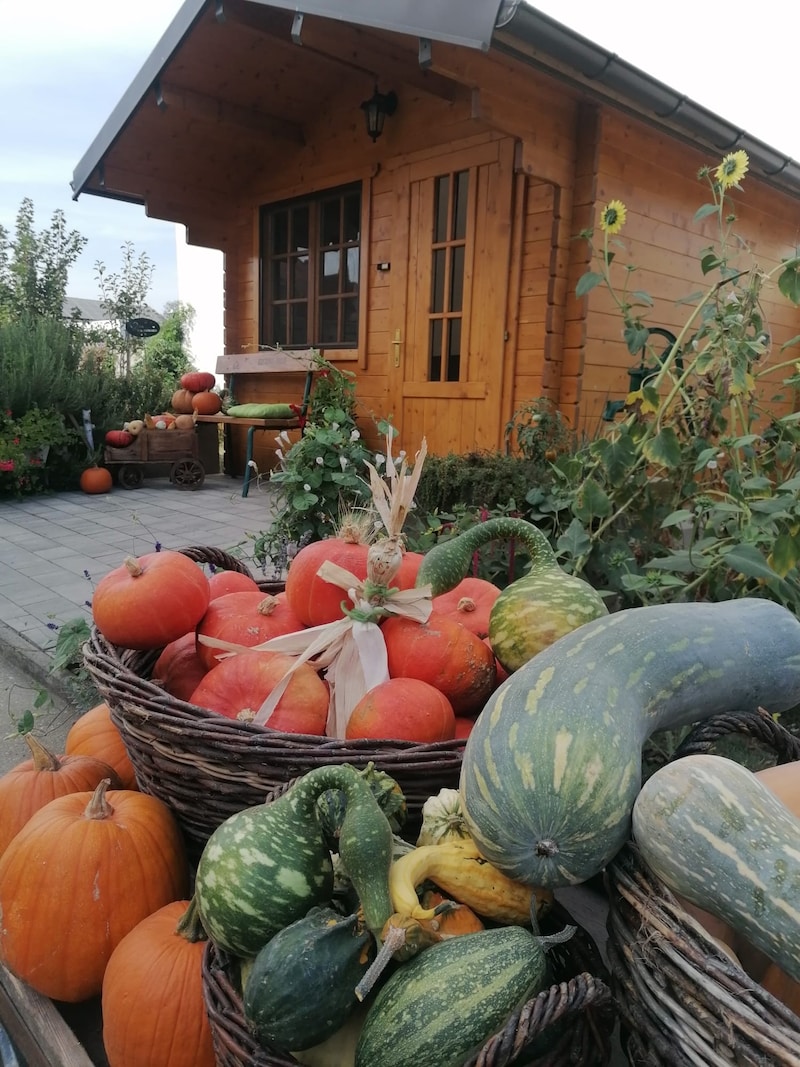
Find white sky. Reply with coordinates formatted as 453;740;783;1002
1;0;795;317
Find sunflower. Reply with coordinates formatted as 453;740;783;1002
599;199;627;235
715;150;749;190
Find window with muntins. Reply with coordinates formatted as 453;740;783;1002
260;184;361;349
428;169;468;382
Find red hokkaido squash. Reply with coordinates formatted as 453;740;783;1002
432;577;501;638
381;611;496;716
207;569;261;599
196;591;305;671
0;780;190;1002
105;430;134;448
191;391;222;416
65;702;137;791
285;533;370;627
0;734;122;857
92;551;210;650
101;898;216;1067
395;550;426;590
189;650;328;735
345;678;456;743
181;371;216;392
152;632;208;702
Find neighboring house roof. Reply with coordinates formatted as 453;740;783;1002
71;0;800;202
63;297;164;324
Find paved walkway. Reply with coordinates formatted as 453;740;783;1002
0;473;278;655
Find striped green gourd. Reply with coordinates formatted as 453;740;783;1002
354;926;551;1067
632;753;800;982
195;764;394;956
460;598;800;888
415;516;607;672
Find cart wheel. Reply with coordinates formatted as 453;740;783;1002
171;459;205;490
118;464;144;490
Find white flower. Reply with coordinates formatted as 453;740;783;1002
275;448;284;462
303;483;311;491
279;430;291;444
331;422;340;431
399;450;407;459
274;436;283;447
339;456;349;471
374;454;385;467
315;455;324;465
350;429;360;441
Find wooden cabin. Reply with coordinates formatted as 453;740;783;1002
72;0;800;473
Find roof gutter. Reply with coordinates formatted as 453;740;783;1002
492;3;800;198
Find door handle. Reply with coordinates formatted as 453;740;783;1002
392;329;403;368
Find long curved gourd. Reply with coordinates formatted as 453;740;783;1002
632;753;800;983
460;598;800;888
415;517;607;671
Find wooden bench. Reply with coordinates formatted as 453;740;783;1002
195;349;316;497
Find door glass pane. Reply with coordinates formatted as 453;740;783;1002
343;194;360;243
292;206;309;253
321;199;340;246
272;210;288;255
431;248;446;313
272;260;287;301
292;256;308;299
320;250;340;295
291;303;308;346
428;319;442;381
453;170;469;240
433;176;449;244
447;318;461;381
450;245;464;313
319;300;339;344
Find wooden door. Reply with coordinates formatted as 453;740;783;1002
388;138;516;456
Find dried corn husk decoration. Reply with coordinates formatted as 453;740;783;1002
251;435;431;737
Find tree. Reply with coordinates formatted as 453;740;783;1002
95;242;155;378
142;301;196;381
0;199;87;323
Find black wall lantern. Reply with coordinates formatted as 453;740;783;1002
360;86;397;142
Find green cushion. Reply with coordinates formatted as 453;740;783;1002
226;403;296;419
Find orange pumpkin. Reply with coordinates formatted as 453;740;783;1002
345;678;456;743
196;590;305;671
191;391;222;415
65;702;138;791
189;650;328;734
173;413;196;430
418;890;486;938
105;430;134;448
101;898;216;1067
0;733;122;857
92;550;210;650
152;633;208;702
285;533;370;627
80;466;113;494
432;577;501;638
0;780;190;1001
181;371;216;392
381;611;497;716
207;569;261;599
171;388;196;414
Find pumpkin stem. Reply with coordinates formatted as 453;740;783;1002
354;921;410;1001
457;597;477;613
176;895;208;943
84;778;114;820
124;556;144;578
24;733;61;772
256;596;278;616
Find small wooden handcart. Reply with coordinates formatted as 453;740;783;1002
103;428;205;490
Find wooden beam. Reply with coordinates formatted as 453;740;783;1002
0;962;95;1067
156;81;305;145
222;0;466;104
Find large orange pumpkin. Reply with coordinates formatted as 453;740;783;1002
207;569;261;599
0;780;190;1001
191;391;222;415
189;650;328;734
65;702;138;790
345;678;456;743
80;466;113;494
285;534;370;627
181;371;216;392
196;591;305;671
381;611;497;716
0;733;121;857
152;632;208;702
92;551;210;650
101;898;216;1067
432;577;501;638
171;388;196;414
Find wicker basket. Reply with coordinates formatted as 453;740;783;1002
82;545;466;861
202;896;616;1067
606;708;800;1066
